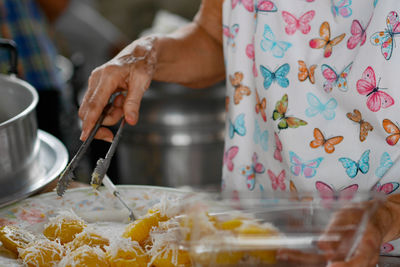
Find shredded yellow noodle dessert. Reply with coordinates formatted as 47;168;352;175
0;198;280;266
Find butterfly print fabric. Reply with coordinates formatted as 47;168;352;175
222;0;400;255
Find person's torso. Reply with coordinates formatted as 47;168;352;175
222;0;400;198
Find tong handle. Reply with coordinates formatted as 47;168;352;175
56;102;112;196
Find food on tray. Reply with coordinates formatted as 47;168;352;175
106;238;148;267
151;249;191;267
19;239;64;267
0;197;282;266
67;230;109;252
123;209;168;246
43;211;87;244
0;225;35;255
58;245;107;267
187;214;280;265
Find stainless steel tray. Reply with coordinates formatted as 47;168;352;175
0;130;68;207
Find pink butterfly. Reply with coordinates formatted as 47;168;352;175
356;66;395;112
256;0;277;13
347;19;369;49
223;24;239;48
321;62;352;93
246;41;257;77
223;146;239;172
281;10;315;35
232;0;254;12
306;0;315;2
289;151;323;178
274;132;283;162
268;169;286;191
315;181;358;204
241;152;265;190
373;182;399;194
381;243;394;254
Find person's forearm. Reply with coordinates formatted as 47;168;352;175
153;0;224;88
153;22;225;88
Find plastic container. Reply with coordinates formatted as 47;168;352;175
180;191;385;267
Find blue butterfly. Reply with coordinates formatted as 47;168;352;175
375;152;393;178
339;149;370;178
260;24;292;58
373;0;378;7
331;0;352;18
260;63;290;89
289;151;323;178
305;93;337;120
253;120;269;151
229;113;246;139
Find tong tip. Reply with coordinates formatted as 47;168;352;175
90;158;106;189
56;170;75;196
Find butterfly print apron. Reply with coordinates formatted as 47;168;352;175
222;0;400;255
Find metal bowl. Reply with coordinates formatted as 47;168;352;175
0;74;40;198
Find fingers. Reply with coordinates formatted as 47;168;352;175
102;106;124;126
277;249;327;265
328;218;382;267
318;205;365;256
93;127;114;143
328;249;379;267
124;63;152;125
79;66;125;140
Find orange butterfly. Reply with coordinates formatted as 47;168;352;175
225;96;230;112
310;128;343;154
290;180;313;202
309;21;346;58
229;72;251;105
255;89;267;122
346;109;373;142
383;119;400;146
298;60;317;84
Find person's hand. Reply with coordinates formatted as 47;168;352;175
277;196;391;267
78;35;158;142
319;200;384;267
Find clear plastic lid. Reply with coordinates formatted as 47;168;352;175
176;191;386;267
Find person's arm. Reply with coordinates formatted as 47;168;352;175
78;0;225;142
36;0;70;23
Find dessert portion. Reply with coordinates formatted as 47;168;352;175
0;198;281;266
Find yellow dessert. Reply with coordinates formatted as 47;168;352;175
18;239;64;267
216;218;245;231
122;211;168;246
58;245;108;267
151;249;192;267
188;215;280;266
0;225;35;256
106;238;148;267
43;211;86;244
67;229;109;252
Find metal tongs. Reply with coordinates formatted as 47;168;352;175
56;94;136;221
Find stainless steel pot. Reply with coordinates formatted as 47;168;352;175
117;81;226;188
0;39;41;198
